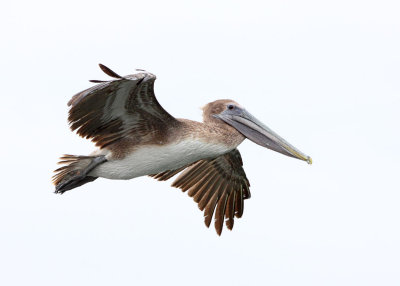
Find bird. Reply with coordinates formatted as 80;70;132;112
53;64;312;235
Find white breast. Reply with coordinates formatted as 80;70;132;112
90;139;231;180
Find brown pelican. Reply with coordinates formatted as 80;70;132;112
53;64;312;235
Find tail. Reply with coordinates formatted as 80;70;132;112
52;154;107;194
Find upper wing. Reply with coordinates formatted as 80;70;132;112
151;149;251;235
67;64;177;148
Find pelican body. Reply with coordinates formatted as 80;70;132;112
53;64;311;235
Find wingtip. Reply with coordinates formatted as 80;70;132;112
98;63;108;73
98;63;122;79
226;220;234;231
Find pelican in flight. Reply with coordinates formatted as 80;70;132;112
53;64;312;235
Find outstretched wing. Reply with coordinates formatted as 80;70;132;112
151;149;251;235
67;64;177;148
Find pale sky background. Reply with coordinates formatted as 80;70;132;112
1;0;399;285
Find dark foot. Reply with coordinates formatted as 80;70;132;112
55;174;97;194
54;155;106;194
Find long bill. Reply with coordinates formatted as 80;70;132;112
216;108;312;164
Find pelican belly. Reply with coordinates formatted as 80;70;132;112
89;139;231;180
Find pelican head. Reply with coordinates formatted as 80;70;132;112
207;99;312;164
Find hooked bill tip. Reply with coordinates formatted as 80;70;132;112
307;156;313;165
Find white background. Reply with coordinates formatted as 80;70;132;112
1;1;399;285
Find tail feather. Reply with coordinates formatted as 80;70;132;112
52;155;104;194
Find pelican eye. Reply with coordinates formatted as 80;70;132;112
227;104;235;110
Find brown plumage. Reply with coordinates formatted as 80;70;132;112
53;63;312;236
67;69;178;149
163;149;250;235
